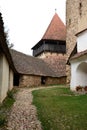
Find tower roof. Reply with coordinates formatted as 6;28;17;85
42;13;66;41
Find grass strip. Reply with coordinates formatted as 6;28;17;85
32;86;87;130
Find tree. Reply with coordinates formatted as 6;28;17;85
4;28;14;48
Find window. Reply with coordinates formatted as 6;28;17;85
69;19;71;25
79;2;82;16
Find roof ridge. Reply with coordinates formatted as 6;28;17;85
10;49;58;77
10;49;50;63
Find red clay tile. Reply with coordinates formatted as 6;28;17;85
42;13;66;41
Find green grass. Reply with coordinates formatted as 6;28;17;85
0;88;17;129
32;86;87;130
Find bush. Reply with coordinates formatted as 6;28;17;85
0;116;6;126
0;88;17;128
7;90;14;99
84;86;87;91
76;86;82;91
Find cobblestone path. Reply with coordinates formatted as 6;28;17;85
7;88;42;130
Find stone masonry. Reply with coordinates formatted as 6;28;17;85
66;0;87;84
19;75;41;87
46;77;66;85
37;52;66;59
19;75;66;87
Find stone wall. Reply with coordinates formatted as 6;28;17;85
66;0;87;84
37;52;66;59
19;75;41;87
46;77;66;85
19;74;66;87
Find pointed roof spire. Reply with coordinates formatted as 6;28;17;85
55;8;57;13
42;13;66;41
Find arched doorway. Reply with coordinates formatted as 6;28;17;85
76;62;87;87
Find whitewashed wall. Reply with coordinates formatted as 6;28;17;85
9;69;14;90
0;54;3;101
0;54;13;102
77;30;87;52
1;55;9;102
70;55;87;91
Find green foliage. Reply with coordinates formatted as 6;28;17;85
4;29;14;48
33;86;87;130
0;88;17;128
0;116;6;126
7;90;14;99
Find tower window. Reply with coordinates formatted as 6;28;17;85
79;2;82;16
69;19;71;25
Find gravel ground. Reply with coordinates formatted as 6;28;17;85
7;88;43;130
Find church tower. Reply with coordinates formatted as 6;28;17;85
32;13;66;58
32;13;66;80
66;0;87;83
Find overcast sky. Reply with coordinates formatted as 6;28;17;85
0;0;66;55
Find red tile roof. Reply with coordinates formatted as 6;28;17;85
42;13;66;41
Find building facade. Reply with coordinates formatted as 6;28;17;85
66;0;87;84
9;13;66;88
32;13;66;85
0;13;16;102
10;49;66;87
70;28;87;90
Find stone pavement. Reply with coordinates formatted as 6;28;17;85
7;88;43;130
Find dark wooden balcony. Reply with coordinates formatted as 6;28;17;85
33;41;66;56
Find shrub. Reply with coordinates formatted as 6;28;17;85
76;86;82;91
84;86;87;91
0;88;17;128
0;116;6;126
7;90;14;99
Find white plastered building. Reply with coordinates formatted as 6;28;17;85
70;28;87;91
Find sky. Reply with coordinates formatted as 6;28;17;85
0;0;66;55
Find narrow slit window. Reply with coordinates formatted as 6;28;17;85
69;19;71;25
79;2;82;16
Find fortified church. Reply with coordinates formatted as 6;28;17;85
1;0;87;102
0;12;66;102
10;12;66;88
